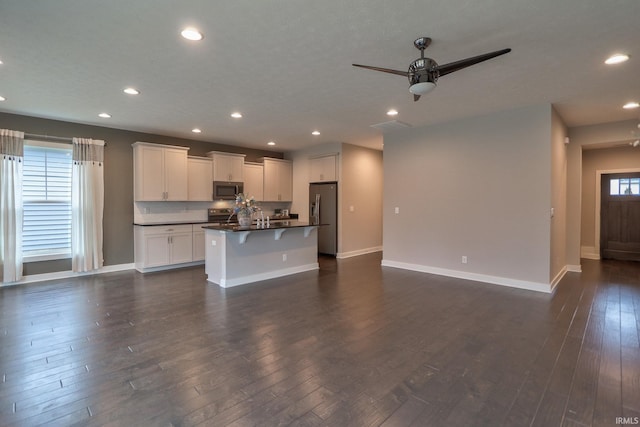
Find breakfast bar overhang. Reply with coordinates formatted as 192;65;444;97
203;221;320;287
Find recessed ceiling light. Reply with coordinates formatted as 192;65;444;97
181;27;203;41
231;112;242;118
0;96;5;102
312;130;320;136
387;109;399;116
192;128;202;133
267;141;276;146
124;87;139;95
98;112;111;118
623;101;639;109
605;54;629;65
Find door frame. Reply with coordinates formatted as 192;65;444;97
594;167;640;259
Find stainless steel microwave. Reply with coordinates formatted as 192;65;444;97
213;181;243;200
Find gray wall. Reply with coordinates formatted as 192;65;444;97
567;119;638;265
581;145;640;250
383;104;553;286
0;112;283;275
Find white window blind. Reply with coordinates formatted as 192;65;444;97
22;142;73;260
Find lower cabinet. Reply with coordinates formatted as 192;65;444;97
134;224;194;272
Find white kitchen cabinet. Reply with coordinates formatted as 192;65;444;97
133;142;189;201
207;151;246;182
309;154;338;182
134;224;194;272
188;157;213;201
243;162;264;201
261;158;292;201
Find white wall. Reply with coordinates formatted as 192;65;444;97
340;143;383;257
288;141;383;257
550;108;569;283
382;104;553;292
288;142;342;222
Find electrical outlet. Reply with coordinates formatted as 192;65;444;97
461;256;468;264
394;207;400;214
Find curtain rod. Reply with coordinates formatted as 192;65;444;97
24;133;107;146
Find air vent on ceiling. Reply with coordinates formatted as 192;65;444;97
370;120;412;132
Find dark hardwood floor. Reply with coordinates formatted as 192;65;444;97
1;253;639;426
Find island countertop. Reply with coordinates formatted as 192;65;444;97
202;220;322;232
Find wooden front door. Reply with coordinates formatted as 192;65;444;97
600;173;640;261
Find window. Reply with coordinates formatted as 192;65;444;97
610;177;640;196
22;141;73;261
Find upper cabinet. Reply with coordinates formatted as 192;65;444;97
207;151;246;182
243;162;264;201
187;156;213;201
133;142;189;201
261;158;292;201
309;154;338;182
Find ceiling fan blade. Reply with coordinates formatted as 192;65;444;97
435;48;511;77
352;64;408;77
413;94;421;102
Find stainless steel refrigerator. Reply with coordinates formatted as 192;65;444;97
309;182;337;256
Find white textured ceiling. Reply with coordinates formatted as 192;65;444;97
0;0;639;151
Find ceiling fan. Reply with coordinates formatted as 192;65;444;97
352;37;511;101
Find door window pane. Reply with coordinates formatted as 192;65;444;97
610;177;640;196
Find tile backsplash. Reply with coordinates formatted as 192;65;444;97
133;201;292;224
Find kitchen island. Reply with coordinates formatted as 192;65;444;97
202;221;320;287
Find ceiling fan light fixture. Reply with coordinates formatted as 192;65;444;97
409;81;436;96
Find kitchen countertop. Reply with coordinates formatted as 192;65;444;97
203;220;322;232
133;220;212;226
134;215;298;227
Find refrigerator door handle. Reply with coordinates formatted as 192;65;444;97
314;194;321;223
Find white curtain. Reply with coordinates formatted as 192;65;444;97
0;129;24;283
71;138;105;272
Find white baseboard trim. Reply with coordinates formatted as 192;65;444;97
336;246;382;259
581;246;600;260
3;263;136;287
134;260;204;273
213;263;319;288
380;259;552;294
566;264;582;273
550;266;568;293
